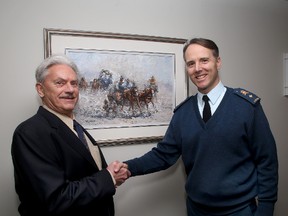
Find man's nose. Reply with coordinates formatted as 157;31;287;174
65;83;75;91
195;62;201;71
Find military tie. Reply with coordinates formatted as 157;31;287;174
202;95;211;123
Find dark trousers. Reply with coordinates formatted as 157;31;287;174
228;203;257;216
188;200;257;216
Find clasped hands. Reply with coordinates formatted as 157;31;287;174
107;161;131;187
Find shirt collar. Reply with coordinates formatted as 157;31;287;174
42;105;74;131
197;81;226;105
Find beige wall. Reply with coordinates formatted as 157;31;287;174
1;0;288;215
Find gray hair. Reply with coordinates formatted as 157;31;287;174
35;54;79;83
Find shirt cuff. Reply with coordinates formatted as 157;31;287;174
107;169;116;186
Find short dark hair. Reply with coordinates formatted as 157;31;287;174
183;38;219;60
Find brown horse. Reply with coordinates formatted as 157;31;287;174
107;90;122;105
122;87;142;112
79;77;88;90
138;87;155;110
103;99;117;114
91;78;101;92
106;86;142;113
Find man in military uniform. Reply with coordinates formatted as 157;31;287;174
124;38;278;216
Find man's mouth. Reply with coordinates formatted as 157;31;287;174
196;74;207;81
61;96;75;100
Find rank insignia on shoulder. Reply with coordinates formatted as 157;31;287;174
173;96;192;113
234;88;261;105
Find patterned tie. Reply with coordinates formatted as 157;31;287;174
73;120;89;149
202;95;211;123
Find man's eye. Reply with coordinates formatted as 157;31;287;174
55;81;65;86
186;62;194;67
71;82;78;87
201;59;209;63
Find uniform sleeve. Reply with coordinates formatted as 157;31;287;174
125;119;181;176
251;104;278;216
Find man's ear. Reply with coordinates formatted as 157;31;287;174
216;57;222;71
35;83;44;98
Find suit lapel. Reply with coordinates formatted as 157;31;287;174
61;127;98;168
38;107;99;169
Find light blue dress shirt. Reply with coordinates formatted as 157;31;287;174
197;81;227;118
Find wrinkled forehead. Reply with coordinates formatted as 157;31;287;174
46;64;78;80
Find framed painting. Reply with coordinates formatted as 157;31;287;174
44;28;188;146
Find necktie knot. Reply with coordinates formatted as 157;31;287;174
202;95;209;103
202;95;211;123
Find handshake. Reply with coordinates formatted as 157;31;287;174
106;161;131;187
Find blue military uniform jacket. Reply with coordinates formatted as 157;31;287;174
126;87;278;216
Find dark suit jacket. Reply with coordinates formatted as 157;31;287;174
11;106;115;216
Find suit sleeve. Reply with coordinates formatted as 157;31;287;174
11;122;115;214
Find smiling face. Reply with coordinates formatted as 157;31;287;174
184;44;221;94
36;64;79;118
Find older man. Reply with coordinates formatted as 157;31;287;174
11;55;129;216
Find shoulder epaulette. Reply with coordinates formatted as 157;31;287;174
233;88;260;105
173;96;192;113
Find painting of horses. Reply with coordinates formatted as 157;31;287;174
66;49;175;129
